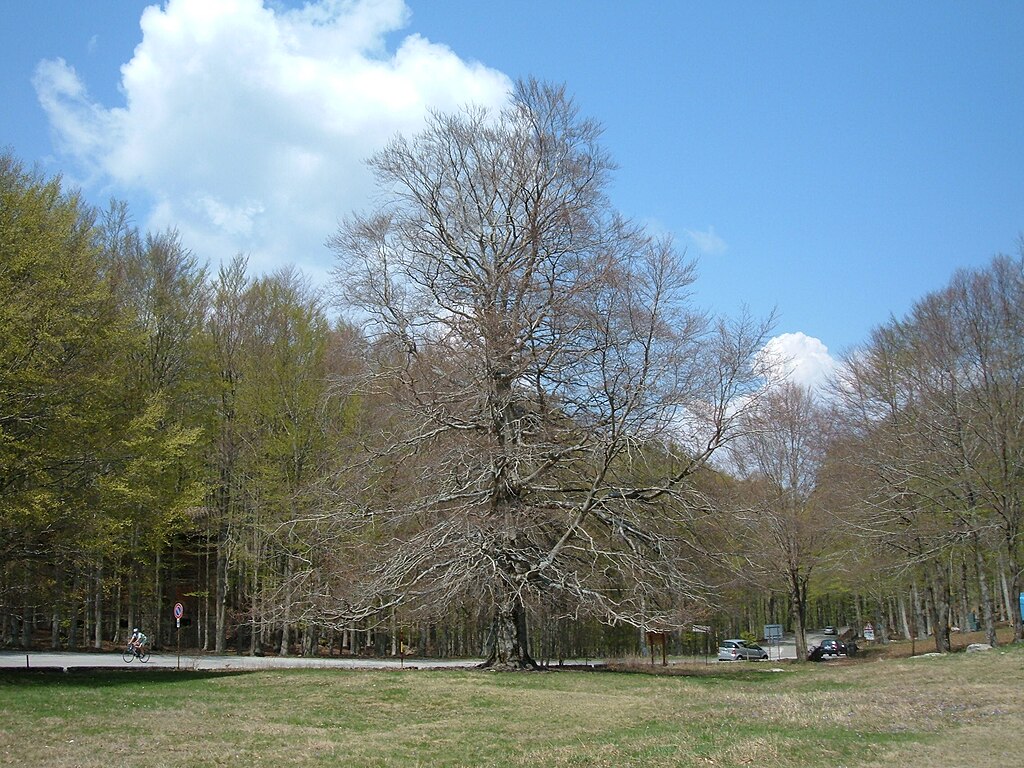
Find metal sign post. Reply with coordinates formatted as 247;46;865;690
173;602;184;670
764;624;783;661
692;625;711;665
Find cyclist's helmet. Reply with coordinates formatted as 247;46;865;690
133;628;139;632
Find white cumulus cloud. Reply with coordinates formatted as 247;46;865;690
32;0;512;278
758;332;838;392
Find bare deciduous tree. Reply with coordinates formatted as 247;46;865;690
330;80;770;668
727;383;835;660
834;252;1024;649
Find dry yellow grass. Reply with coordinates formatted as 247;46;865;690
1;644;1022;767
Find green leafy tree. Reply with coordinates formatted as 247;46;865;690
97;215;213;646
0;154;138;648
234;268;332;655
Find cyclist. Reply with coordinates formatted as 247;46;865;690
128;627;148;657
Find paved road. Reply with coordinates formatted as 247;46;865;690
693;627;851;663
1;629;849;671
0;650;484;671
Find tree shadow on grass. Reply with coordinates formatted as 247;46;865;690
599;660;792;684
0;668;255;689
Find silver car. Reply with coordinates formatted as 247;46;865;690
717;639;769;661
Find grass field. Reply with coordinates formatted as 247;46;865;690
2;644;1023;767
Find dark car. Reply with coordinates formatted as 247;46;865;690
819;638;846;656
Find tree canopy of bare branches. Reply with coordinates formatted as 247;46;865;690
330;80;770;668
727;383;836;659
835;252;1024;649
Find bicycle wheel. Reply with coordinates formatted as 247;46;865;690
122;648;135;663
139;649;150;663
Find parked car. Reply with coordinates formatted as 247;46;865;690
718;639;769;661
823;625;837;635
819;638;846;656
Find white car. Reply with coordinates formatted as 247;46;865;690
717;639;769;661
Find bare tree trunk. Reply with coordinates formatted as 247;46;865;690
202;526;211;651
112;573;123;646
68;572;79;651
973;534;997;646
51;606;60;650
788;570;808;661
215;536;228;653
898;592;911;640
1006;531;1024;641
249;561;259;656
481;591;537;670
390;608;398;657
999;560;1013;623
926;563;951;653
874;598;890;644
279;558;292;657
912;581;929;637
93;563;103;650
958;556;971;633
21;599;31;648
153;550;163;650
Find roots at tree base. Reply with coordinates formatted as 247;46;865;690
478;593;540;670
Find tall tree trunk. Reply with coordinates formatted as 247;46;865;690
874;598;890;644
93;563;103;649
153;550;163;650
999;560;1013;623
112;574;123;646
1006;530;1024;641
912;581;929;637
897;592;911;640
973;534;997;646
249;566;260;656
788;569;808;660
215;533;228;653
279;559;292;657
21;599;31;648
958;556;971;632
926;562;951;653
390;608;398;657
21;567;32;647
481;590;537;670
68;572;79;651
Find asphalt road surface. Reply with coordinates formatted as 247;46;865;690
744;628;851;662
1;629;847;671
0;650;483;671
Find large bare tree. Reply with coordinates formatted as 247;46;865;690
726;383;836;659
330;80;769;668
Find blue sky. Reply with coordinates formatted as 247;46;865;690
3;1;1022;383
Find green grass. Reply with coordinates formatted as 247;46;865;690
2;647;1023;767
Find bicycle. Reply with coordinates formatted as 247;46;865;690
122;644;150;663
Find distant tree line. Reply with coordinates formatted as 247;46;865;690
2;84;1021;663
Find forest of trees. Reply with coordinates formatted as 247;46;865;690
2;82;1022;664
